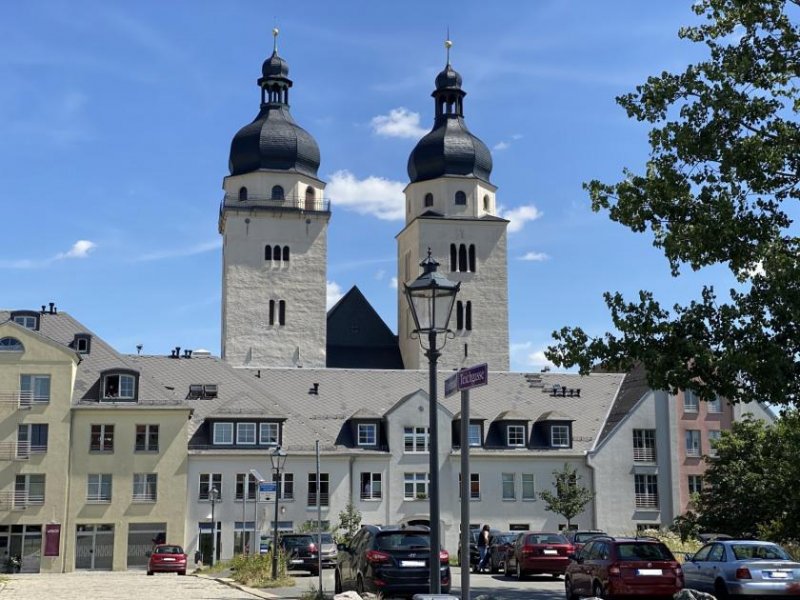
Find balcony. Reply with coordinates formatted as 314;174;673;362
635;493;659;509
220;195;332;215
633;447;656;462
0;491;46;510
0;391;49;409
306;492;329;508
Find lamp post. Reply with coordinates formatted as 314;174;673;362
270;446;288;580
404;249;460;594
209;486;219;567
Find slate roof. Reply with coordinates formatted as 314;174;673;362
595;362;650;446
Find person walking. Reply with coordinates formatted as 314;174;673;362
476;524;491;573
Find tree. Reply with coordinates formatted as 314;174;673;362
538;463;595;529
335;501;362;545
546;0;800;407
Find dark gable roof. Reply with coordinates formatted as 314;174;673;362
326;286;403;369
596;362;650;445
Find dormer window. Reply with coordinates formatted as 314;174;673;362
358;423;377;446
551;425;570;447
11;311;39;331
468;423;482;447
73;333;92;354
101;371;138;401
507;424;526;447
187;384;218;400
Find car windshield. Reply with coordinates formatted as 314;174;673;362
575;532;604;543
319;533;334;544
616;543;673;561
283;536;312;547
498;534;517;544
376;532;430;550
529;534;568;544
155;545;183;554
732;544;790;561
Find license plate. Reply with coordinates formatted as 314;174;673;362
401;560;425;567
291;559;303;564
637;569;662;576
162;557;175;562
543;549;557;555
767;571;789;579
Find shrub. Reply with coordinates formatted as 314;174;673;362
229;551;294;588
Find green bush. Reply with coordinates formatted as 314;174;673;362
229;551;294;588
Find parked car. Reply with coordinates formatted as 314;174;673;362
147;544;188;576
335;525;451;597
277;533;319;575
317;532;338;568
564;535;683;599
487;532;519;573
566;530;608;553
456;529;480;570
683;539;800;598
504;532;574;579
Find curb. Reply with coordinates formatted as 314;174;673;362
195;572;279;599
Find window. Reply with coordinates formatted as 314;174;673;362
522;474;535;501
468;423;482;447
688;475;703;495
13;315;38;329
404;427;429;452
307;473;329;507
456;301;473;332
274;472;294;500
20;375;50;404
269;300;275;325
507;425;525;447
238;186;248;201
259;422;278;446
502;473;516;500
14;474;44;507
279;300;286;326
455;191;467;205
135;424;159;452
458;473;480;500
424;193;433;207
684;390;699;412
358;424;376;446
360;472;382;500
235;473;257;501
708;430;721;456
213;422;233;445
199;474;222;501
133;474;157;502
271;185;285;200
87;474;112;503
237;423;256;445
282;246;289;262
404;473;429;500
305;186;315;210
0;337;24;352
551;425;570;447
708;396;722;413
450;244;457;271
633;429;656;461
634;474;659;508
686;430;701;457
483;195;490;211
265;246;272;261
90;424;114;452
103;373;135;400
468;244;476;272
75;335;90;353
17;423;48;457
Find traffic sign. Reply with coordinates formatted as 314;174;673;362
258;481;276;502
444;372;459;398
458;363;488;391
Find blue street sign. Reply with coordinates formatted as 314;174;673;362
458;363;488;391
258;481;276;502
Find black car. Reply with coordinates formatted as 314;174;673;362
277;534;319;575
457;529;480;569
487;532;519;573
335;525;451;597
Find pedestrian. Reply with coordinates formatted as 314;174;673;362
477;524;491;572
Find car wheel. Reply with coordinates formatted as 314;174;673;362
146;571;153;576
490;558;498;574
552;572;561;579
714;578;730;600
504;558;512;577
516;561;525;581
334;570;342;594
565;577;578;600
178;570;186;576
593;581;605;599
310;568;319;577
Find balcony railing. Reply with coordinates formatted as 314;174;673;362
0;491;46;510
306;492;329;507
221;195;331;213
0;391;49;409
15;442;47;459
633;447;656;462
635;493;659;509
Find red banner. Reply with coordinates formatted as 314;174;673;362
44;524;61;557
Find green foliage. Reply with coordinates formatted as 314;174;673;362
546;0;800;407
297;520;330;534
335;501;362;545
696;411;800;541
538;463;595;528
670;511;701;543
229;551;294;587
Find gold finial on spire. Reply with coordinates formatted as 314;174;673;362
272;27;279;53
445;32;453;65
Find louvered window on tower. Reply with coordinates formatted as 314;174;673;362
282;246;289;261
238;187;248;201
456;301;472;332
271;185;284;200
450;243;476;272
424;193;433;207
455;191;466;205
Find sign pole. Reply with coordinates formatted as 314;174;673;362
460;386;471;600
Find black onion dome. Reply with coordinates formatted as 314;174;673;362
435;64;462;90
262;51;289;79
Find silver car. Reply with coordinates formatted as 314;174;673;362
683;540;800;597
317;532;338;568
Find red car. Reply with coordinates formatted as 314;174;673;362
147;544;188;576
504;532;574;579
564;536;683;599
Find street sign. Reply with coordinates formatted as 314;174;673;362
444;372;459;398
258;481;276;503
458;363;488;391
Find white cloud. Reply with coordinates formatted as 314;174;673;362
57;239;96;259
327;281;344;309
134;239;221;262
370;107;427;139
390;277;398;290
511;134;524;140
0;239;98;269
493;141;510;151
498;204;543;233
519;251;549;262
375;269;386;281
327;170;405;221
527;350;556;370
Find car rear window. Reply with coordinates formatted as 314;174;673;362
320;533;334;544
528;534;568;544
575;532;604;543
375;532;430;550
283;536;313;547
732;544;789;560
616;543;674;561
155;545;183;554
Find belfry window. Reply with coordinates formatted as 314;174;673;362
483;195;490;211
458;245;467;272
238;187;248;201
269;300;275;325
279;300;286;326
455;191;467;205
271;185;285;200
424;193;434;208
456;301;473;332
282;246;290;262
265;246;272;260
450;244;476;273
305;186;315;210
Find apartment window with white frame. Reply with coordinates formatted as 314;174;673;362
502;473;516;500
360;472;382;500
468;423;482;447
13;315;37;329
236;422;256;445
633;429;656;462
14;474;45;507
87;474;112;503
708;430;721;456
259;422;278;445
686;430;701;457
634;474;658;508
708;396;722;413
404;473;429;500
684;390;699;412
404;427;429;452
551;425;570;447
90;424;114;452
522;473;536;501
199;473;222;500
16;423;48;457
213;422;233;445
135;424;159;452
358;424;377;446
307;473;329;507
688;474;703;495
20;374;50;404
458;473;480;500
273;472;294;500
507;425;525;447
132;473;157;502
235;473;257;501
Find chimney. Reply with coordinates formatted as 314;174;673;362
49;302;56;314
41;305;46;314
308;383;319;395
136;344;143;355
174;346;181;359
183;349;193;359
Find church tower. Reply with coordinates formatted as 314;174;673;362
219;30;330;368
398;43;510;371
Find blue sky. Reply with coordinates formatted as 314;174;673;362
1;1;728;371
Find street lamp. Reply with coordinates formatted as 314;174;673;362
209;486;219;567
404;249;460;594
270;446;288;580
